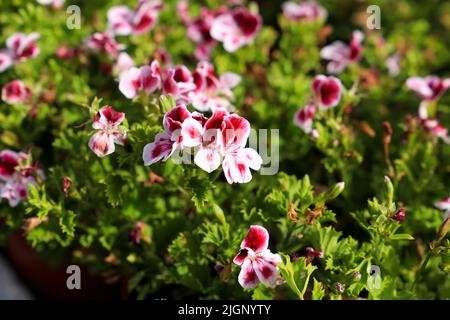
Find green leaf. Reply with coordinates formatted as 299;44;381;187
59;210;76;238
390;233;414;240
128;271;146;293
312;278;325;300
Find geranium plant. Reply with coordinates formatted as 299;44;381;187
0;0;448;300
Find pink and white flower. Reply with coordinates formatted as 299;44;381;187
1;80;32;105
0;150;43;207
5;32;40;63
210;8;262;52
320;30;364;74
143;104;191;166
312;75;343;108
119;60;161;99
421;118;450;144
88;106;127;157
282;1;327;22
406;76;450;102
84;32;125;58
435;197;450;221
188;61;241;112
162;65;196;103
178;2;227;60
293;103;316;133
107;0;163;36
233;225;281;289
143;105;262;184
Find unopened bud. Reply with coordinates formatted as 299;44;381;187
393;208;406;222
327;181;345;200
438;217;450;240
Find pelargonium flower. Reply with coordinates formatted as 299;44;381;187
312;75;343;108
188;61;241;112
1;80;32;105
406;76;450;102
0;150;43;207
84;32;125;58
293;103;316;133
407;76;450;118
107;0;163;36
210;8;262;52
435;197;450;221
88;106;127;157
162;65;196;103
305;246;324;264
178;2;226;60
36;0;65;8
6;32;40;63
233;225;281;289
142;104;191;166
282;1;327;22
421;118;450;144
320;30;364;74
143;105;262;184
119;60;161;99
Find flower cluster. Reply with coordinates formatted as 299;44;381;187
320;30;364;74
294;75;343;134
1;80;32;105
143;105;262;184
88;106;127;157
282;0;327;22
0;150;43;207
119;60;241;112
107;0;163;36
178;2;262;56
177;1;226;60
233;225;281;289
0;32;40;73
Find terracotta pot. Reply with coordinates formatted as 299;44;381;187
6;232;128;299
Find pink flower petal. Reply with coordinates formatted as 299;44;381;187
181;117;204;147
88;131;116;157
107;6;134;36
0;150;20;180
119;67;141;99
238;259;259;289
0;50;13;73
142;133;174;166
240;225;269;252
253;257;279;286
233;248;250;266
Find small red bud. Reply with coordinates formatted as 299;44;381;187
393;208;406;222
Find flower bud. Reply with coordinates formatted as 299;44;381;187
438;217;450;241
326;181;345;200
393;208;406;222
335;282;345;293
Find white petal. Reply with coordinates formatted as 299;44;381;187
194;147;221;173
